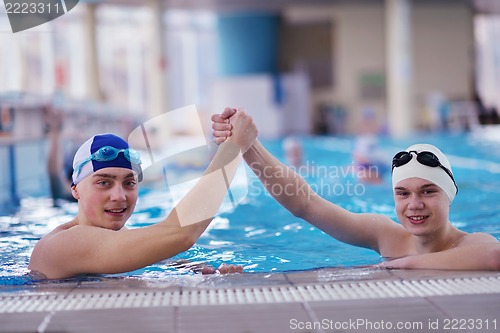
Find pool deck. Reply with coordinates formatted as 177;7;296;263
1;267;500;333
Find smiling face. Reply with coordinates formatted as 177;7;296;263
72;167;139;231
394;177;451;237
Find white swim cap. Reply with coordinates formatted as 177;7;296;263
392;143;457;202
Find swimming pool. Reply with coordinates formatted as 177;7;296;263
1;130;500;283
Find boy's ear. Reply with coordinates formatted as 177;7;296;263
71;185;80;200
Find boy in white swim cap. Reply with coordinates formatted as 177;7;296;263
29;109;257;279
392;143;458;203
389;144;463;260
212;108;500;271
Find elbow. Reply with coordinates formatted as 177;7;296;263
289;202;307;219
289;195;315;219
284;192;311;218
178;233;197;253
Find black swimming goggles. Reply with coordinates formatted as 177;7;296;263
392;150;458;193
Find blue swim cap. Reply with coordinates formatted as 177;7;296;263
71;133;143;186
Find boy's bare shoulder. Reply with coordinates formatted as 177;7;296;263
43;220;78;239
461;232;498;245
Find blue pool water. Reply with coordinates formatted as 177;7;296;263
1;130;500;284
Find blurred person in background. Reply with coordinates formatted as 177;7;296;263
282;136;304;168
43;105;78;205
352;107;388;184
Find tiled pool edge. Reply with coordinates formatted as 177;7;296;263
1;268;500;313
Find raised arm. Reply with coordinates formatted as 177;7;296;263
29;109;257;279
244;139;397;251
212;108;398;252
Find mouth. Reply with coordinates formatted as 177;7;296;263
407;215;429;225
105;208;127;215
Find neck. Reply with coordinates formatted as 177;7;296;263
73;212;90;227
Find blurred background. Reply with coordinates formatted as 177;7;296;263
1;0;500;212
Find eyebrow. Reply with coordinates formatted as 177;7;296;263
92;172;135;179
394;183;438;191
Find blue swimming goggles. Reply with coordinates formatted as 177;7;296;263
74;146;142;178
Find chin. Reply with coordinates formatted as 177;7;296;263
107;219;127;231
111;224;126;231
407;225;433;237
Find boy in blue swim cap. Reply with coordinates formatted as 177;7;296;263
212;108;500;271
29;108;256;279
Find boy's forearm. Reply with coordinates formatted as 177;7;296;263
169;141;242;235
243;140;316;216
385;244;500;271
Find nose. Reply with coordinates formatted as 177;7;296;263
407;194;424;210
109;184;126;202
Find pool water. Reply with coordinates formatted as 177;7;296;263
1;130;500;283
